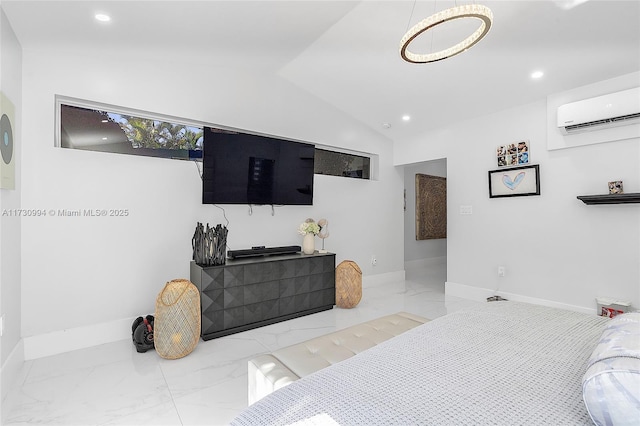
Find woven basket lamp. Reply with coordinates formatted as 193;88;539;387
335;260;362;308
154;279;201;360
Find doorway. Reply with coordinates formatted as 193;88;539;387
402;158;447;283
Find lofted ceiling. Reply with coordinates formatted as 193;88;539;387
3;0;640;144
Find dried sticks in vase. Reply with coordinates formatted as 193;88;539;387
192;222;228;266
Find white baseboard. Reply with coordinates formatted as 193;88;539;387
445;281;596;315
23;316;136;360
1;339;24;403
445;281;495;302
404;256;446;271
20;269;410;360
362;270;405;288
20;270;403;359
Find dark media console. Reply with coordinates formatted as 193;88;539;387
227;245;301;260
190;252;336;340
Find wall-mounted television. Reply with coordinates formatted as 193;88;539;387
202;127;315;205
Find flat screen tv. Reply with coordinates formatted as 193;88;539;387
202;127;315;205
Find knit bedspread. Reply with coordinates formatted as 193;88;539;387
232;301;610;425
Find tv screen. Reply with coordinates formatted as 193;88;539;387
202;127;314;205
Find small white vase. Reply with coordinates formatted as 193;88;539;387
302;233;315;255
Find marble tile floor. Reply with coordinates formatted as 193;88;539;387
2;264;482;426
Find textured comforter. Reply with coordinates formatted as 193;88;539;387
232;301;609;425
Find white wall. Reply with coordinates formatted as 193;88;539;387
0;7;23;406
403;159;447;264
395;74;640;314
19;46;404;359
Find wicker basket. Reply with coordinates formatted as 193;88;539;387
335;260;362;308
154;279;201;360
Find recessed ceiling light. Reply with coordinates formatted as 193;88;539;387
382;123;391;129
531;70;544;79
402;115;411;122
102;137;108;140
95;13;111;22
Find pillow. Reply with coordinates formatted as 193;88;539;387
582;312;640;426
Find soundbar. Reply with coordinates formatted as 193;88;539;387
227;245;301;260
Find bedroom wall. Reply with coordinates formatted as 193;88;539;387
19;46;404;359
403;159;447;266
394;72;640;314
0;7;22;405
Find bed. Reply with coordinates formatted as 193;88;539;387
231;301;639;425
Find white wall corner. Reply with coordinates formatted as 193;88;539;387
445;281;596;315
1;339;25;408
23;317;136;360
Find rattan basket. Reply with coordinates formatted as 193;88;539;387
154;279;201;360
335;260;362;308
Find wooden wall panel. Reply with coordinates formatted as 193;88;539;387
415;174;446;240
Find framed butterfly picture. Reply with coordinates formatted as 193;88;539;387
488;164;540;198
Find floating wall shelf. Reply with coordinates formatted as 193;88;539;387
577;193;640;205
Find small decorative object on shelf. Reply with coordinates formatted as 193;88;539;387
317;218;330;253
298;218;320;255
192;222;228;266
608;180;624;194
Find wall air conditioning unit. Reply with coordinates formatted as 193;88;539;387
557;87;640;135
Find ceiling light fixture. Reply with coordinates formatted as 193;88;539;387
95;13;111;22
402;115;411;122
399;3;493;64
531;70;544;79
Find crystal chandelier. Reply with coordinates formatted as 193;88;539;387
399;3;493;64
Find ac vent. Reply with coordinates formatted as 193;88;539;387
564;112;640;133
557;87;640;135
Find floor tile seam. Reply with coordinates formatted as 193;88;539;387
2;360;35;392
22;355;144;387
158;361;185;426
215;335;272;355
251;337;272;354
251;327;342;352
168;372;249;411
158;353;251;410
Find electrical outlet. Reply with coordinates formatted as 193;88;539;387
0;314;4;337
371;255;377;266
498;266;506;277
459;205;473;215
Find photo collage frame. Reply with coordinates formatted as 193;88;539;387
496;140;529;167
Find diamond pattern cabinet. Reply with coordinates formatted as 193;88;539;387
190;252;335;340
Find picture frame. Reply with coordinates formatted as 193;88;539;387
488;164;540;198
608;181;623;194
496;140;529;167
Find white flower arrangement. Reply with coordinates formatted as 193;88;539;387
297;218;320;236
